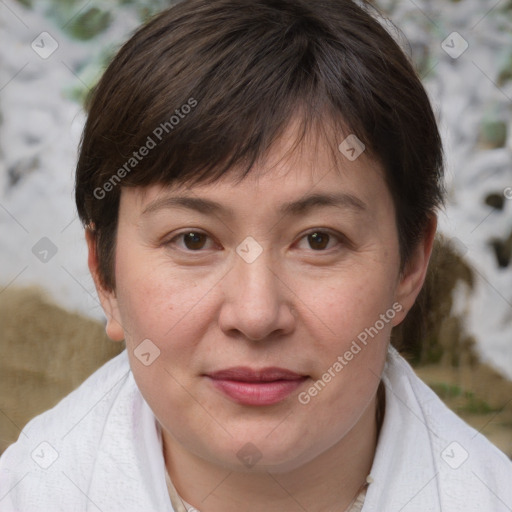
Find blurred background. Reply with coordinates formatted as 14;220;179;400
0;0;511;456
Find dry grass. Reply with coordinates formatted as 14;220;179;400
0;287;124;453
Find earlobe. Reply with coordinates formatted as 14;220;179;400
85;228;125;342
392;216;437;327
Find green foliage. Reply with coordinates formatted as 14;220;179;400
404;334;443;366
64;7;112;41
430;382;501;415
135;0;179;21
63;46;118;105
480;119;508;148
23;0;180;104
430;382;463;399
497;53;512;85
461;394;499;415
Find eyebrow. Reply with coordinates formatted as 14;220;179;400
142;192;367;217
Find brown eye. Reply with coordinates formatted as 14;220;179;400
182;231;208;250
307;231;331;250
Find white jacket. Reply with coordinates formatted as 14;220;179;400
1;346;511;511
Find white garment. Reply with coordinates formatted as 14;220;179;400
0;346;511;511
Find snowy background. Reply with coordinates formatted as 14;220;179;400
1;0;511;378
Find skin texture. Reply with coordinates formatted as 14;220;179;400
87;123;436;512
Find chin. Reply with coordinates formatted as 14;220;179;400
201;432;323;475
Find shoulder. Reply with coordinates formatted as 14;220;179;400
12;348;132;443
386;346;511;458
0;349;134;510
382;346;512;509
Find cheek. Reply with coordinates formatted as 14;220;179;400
292;261;396;403
113;261;213;417
112;251;223;406
114;251;207;341
298;264;397;345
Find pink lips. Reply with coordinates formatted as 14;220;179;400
206;367;307;406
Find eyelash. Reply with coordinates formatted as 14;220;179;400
164;228;348;253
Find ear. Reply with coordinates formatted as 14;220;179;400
391;216;437;327
85;228;125;341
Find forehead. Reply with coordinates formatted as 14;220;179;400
127;119;389;218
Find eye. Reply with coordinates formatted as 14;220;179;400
167;230;215;251
296;230;344;251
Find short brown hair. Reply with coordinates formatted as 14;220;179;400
75;0;444;291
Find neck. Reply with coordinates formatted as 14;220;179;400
163;386;383;512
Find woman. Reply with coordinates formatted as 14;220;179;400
1;1;511;510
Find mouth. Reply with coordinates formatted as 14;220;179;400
205;367;309;406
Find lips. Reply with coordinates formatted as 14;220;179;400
206;367;308;406
207;367;305;382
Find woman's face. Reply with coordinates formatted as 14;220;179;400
91;126;430;473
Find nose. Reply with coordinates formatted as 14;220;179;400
218;250;296;342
